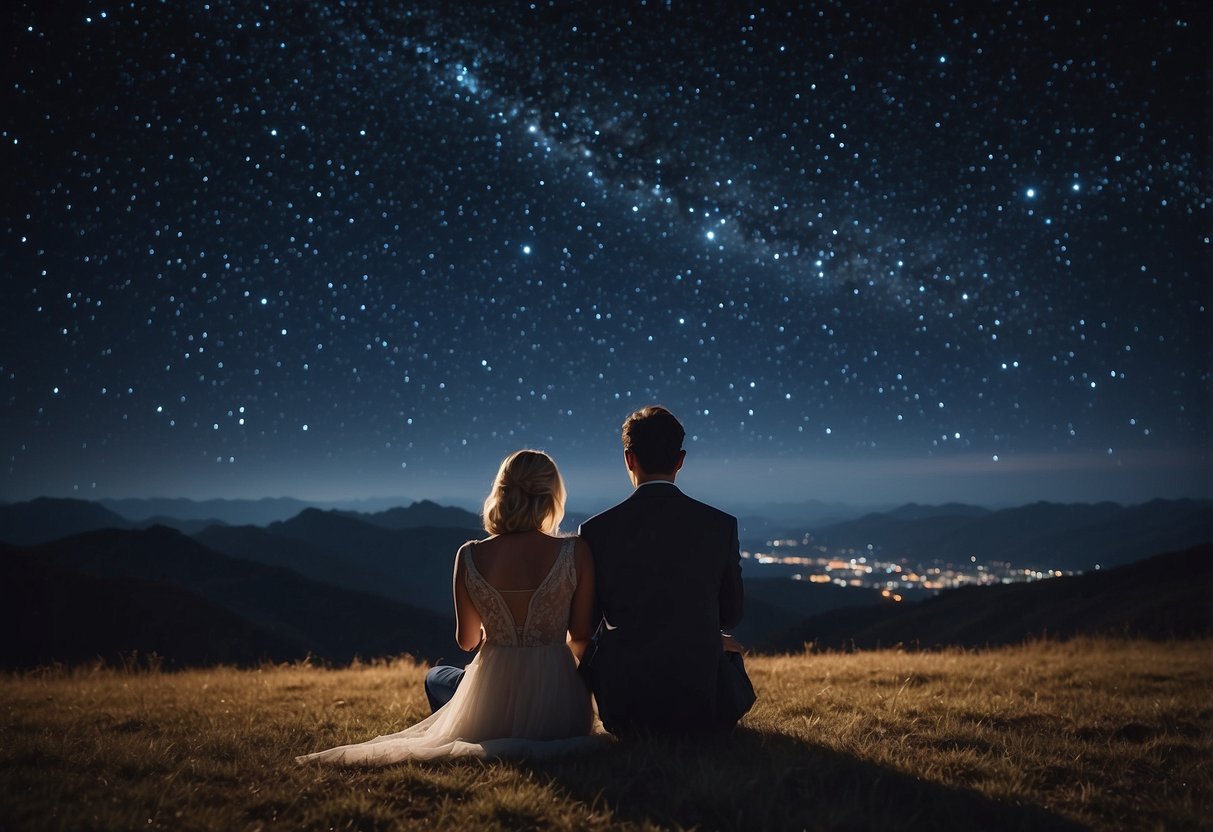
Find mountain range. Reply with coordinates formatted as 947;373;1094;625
88;495;879;531
95;495;489;526
0;495;1208;668
197;508;481;614
98;496;319;526
0;497;134;546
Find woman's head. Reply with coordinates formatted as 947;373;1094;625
482;449;566;535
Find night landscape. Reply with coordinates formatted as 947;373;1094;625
1;1;1210;830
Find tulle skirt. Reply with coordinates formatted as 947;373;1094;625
296;641;599;765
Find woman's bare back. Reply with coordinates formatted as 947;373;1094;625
468;531;566;635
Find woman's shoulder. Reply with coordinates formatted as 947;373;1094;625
568;534;593;562
454;537;488;565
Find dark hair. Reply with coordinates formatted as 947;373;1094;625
621;406;685;474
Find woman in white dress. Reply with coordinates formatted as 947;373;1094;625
297;449;598;764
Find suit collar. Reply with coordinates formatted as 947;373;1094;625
628;481;682;499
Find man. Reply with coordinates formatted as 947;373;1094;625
578;405;756;737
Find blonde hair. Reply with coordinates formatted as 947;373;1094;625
482;450;567;535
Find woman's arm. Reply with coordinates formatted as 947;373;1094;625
452;543;484;651
567;537;596;661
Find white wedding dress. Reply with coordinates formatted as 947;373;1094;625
297;537;598;764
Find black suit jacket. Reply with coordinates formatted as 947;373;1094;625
578;482;745;736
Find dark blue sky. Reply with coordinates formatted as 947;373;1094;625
2;1;1209;509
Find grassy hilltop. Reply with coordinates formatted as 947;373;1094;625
1;638;1209;831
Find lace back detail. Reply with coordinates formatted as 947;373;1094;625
464;538;578;647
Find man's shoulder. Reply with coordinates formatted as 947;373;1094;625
662;490;736;529
679;493;736;525
578;500;629;534
580;489;736;532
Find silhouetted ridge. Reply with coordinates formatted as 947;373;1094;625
336;499;483;531
807;499;1212;570
882;502;993;521
0;546;298;667
0;525;455;668
760;544;1213;652
253;509;478;614
100;496;312;525
0;497;131;545
734;578;908;648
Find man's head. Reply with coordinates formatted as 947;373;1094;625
621;405;686;483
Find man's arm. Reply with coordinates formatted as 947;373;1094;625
576;521;604;635
718;517;743;630
567;538;597;661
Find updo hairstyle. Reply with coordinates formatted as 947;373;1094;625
482;449;566;535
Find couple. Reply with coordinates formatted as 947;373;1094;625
297;406;755;764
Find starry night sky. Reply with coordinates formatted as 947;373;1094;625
3;1;1210;509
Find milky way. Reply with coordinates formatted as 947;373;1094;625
2;2;1209;506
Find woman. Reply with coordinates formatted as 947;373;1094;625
297;449;598;764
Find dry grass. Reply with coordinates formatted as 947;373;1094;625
1;638;1209;831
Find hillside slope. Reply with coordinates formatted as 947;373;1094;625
0;498;132;546
201;509;479;614
1;526;460;667
761;544;1213;652
0;546;304;667
1;640;1207;831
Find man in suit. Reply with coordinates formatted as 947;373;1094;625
577;405;755;737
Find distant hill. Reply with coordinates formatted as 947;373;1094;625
0;545;300;667
139;515;228;535
99;496;314;526
0;526;459;668
99;496;480;527
733;579;923;648
194;523;391;600
0;497;482;555
724;499;887;528
336;499;482;531
200;508;481;614
808;498;1212;571
759;544;1213;653
0;498;132;545
0;496;230;543
730;501;893;542
880;502;992;521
